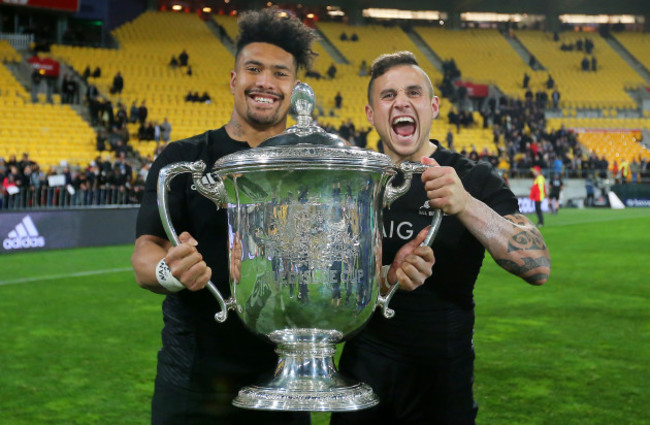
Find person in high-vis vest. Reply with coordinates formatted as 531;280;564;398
530;165;547;227
619;159;630;183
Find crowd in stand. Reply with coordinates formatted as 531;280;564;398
0;150;156;209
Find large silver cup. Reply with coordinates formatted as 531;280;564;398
157;84;442;412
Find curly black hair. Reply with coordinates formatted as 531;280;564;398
235;8;317;71
367;51;434;102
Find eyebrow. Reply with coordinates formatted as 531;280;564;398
244;59;292;72
378;84;424;97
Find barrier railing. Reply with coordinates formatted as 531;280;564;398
0;186;141;211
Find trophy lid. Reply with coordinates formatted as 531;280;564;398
212;83;395;174
259;83;347;148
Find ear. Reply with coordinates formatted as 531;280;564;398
365;104;374;126
230;70;236;94
431;96;440;120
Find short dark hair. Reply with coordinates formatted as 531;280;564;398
367;51;433;102
235;8;317;71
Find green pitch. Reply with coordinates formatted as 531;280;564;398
0;208;648;425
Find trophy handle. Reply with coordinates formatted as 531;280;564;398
378;161;444;319
157;161;236;323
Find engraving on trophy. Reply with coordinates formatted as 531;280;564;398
260;198;360;277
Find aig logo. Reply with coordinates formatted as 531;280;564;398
383;220;414;240
3;216;46;250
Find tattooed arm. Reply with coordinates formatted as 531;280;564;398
421;157;550;286
456;197;550;285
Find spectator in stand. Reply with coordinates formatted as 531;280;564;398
340;32;348;41
327;63;337;79
522;72;530;89
552;88;560;109
187;66;193;77
591;56;598;71
169;56;179;68
445;128;454;150
334;91;343;109
138;101;148;125
111;71;124;94
92;66;101;78
305;68;322;79
179;49;189;66
61;75;71;103
96;128;108;152
630;158;641;184
129;101;139;123
199;92;211;103
82;66;91;80
154;121;161;144
115;103;128;128
359;60;368;77
598;156;609;178
546;75;554;89
160;117;172;143
350;33;358;41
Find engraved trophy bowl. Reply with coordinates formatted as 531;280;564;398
157;83;442;412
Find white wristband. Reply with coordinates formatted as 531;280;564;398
156;258;185;292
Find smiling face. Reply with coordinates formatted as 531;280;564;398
230;42;297;140
366;64;439;162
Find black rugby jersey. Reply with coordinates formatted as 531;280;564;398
361;140;519;356
136;127;280;387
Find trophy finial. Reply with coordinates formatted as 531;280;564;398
291;83;315;127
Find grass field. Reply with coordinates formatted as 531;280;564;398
1;208;649;425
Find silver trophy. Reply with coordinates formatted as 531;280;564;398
157;83;442;412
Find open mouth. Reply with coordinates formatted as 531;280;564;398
246;90;281;106
392;116;416;138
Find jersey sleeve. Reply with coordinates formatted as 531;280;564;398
476;163;520;217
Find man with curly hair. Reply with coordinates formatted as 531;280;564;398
131;8;316;425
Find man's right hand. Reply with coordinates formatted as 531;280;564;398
165;232;212;291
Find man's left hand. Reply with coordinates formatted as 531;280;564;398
421;156;470;216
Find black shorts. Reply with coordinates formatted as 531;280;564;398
152;376;311;425
330;338;478;425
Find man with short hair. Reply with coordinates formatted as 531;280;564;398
131;9;318;425
331;51;551;425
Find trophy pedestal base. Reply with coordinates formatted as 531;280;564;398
233;381;378;412
232;329;379;412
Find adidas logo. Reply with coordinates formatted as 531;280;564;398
2;215;46;250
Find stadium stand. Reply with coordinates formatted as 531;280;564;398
51;11;237;158
612;32;650;75
515;30;644;111
415;27;548;100
2;6;650;211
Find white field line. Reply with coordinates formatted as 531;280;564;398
0;267;133;286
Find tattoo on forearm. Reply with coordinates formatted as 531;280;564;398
508;230;547;252
505;214;547;252
495;257;551;280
